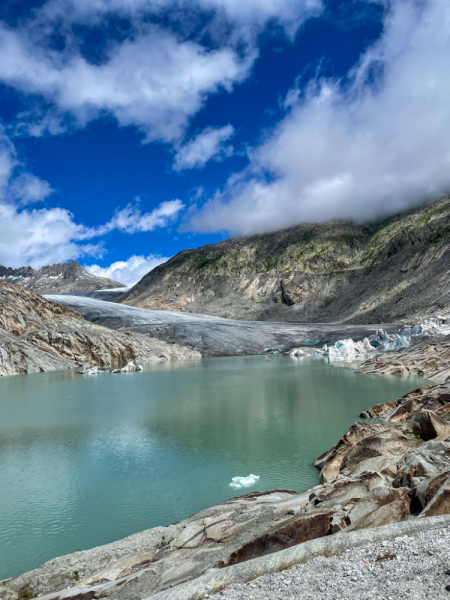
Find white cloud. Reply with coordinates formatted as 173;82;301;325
0;129;183;269
0;22;253;143
199;0;323;38
186;0;450;235
0;25;255;142
96;199;185;235
173;124;235;171
41;0;323;37
86;254;169;286
0;200;104;269
8;173;54;206
0;0;324;143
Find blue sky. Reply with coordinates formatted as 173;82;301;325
0;0;449;285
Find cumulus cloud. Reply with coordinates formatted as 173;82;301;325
96;200;185;235
0;0;324;143
0;23;252;143
0;201;105;269
0;128;87;268
186;0;450;235
173;124;235;171
86;254;169;286
8;173;54;206
0;129;183;269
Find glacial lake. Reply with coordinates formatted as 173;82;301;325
0;355;423;579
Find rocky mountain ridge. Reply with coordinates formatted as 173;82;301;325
0;282;200;376
0;260;125;293
119;196;450;324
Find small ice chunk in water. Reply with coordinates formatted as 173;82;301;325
229;474;260;489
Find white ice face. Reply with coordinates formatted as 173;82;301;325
229;474;260;489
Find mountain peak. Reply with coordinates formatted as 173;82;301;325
0;261;125;294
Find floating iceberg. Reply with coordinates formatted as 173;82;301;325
229;474;260;489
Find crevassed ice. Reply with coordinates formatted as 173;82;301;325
229;474;260;489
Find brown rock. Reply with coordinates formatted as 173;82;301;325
420;476;450;517
409;410;450;441
346;487;410;526
314;473;387;509
346;491;412;532
220;511;333;567
342;428;421;471
315;423;392;483
0;282;201;376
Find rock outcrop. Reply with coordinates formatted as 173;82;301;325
0;282;200;376
117;196;450;323
0;261;125;294
356;339;450;382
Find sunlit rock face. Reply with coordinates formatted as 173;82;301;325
0;260;125;294
118;197;450;324
0;282;200;376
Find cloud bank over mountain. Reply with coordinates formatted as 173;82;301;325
1;0;449;279
187;0;450;234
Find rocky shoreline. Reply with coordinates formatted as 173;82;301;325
2;338;450;600
210;519;450;600
0;282;200;376
2;285;450;598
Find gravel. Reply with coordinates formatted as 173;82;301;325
211;525;450;600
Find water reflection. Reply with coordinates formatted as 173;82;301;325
0;355;423;579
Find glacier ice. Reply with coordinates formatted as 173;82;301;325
112;361;143;374
289;348;307;357
229;474;260;489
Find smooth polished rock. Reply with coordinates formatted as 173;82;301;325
0;282;200;377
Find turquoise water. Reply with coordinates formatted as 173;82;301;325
0;355;422;579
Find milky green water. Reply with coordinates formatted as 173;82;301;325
0;355;423;579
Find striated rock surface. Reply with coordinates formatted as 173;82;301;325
0;282;200;376
356;339;450;382
0;261;125;294
118;197;450;323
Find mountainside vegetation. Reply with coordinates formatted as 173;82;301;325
118;197;450;323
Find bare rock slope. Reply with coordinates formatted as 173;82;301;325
355;338;450;382
119;197;450;323
0;260;125;293
0;282;200;376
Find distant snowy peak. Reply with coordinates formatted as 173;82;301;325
0;261;126;294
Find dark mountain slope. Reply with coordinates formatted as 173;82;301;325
118;197;450;323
